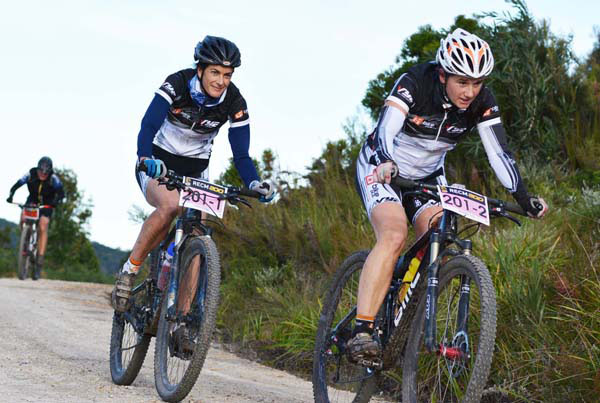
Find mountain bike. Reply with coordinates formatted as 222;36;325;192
312;178;527;402
9;202;52;280
109;168;260;402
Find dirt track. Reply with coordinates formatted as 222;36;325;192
0;278;321;402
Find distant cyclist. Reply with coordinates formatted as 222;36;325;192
6;156;65;280
112;36;275;312
349;28;548;361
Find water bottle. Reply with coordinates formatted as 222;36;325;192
158;242;175;291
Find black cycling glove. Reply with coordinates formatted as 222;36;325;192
514;192;547;218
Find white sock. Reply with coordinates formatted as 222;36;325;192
122;258;141;274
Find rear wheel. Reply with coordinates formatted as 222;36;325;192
402;255;497;403
109;251;157;385
17;225;32;280
154;236;220;402
109;310;152;385
312;250;379;403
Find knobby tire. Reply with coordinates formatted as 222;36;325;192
402;255;497;403
17;225;32;280
109;312;152;385
312;250;379;403
109;247;160;385
153;236;220;402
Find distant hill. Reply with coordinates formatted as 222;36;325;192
0;217;127;276
91;241;128;275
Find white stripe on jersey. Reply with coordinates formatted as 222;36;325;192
384;95;410;113
156;89;174;105
229;118;250;128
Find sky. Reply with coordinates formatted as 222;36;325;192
1;0;598;250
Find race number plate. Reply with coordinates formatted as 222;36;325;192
178;177;227;218
438;185;490;226
23;208;39;220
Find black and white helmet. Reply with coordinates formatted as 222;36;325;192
436;28;494;79
194;35;241;68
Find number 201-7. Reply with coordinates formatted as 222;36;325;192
442;194;487;218
184;190;202;203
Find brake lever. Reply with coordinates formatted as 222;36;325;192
492;207;522;226
220;193;253;208
234;197;252;208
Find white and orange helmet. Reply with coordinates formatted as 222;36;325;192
436;28;494;79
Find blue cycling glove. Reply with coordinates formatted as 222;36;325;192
249;179;276;203
141;159;167;179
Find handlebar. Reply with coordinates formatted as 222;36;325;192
137;163;262;201
8;202;54;209
392;177;526;217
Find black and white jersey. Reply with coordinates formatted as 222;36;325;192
366;61;525;195
153;68;249;159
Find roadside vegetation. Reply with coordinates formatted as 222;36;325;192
215;1;600;401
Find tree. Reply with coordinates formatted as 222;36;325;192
217;152;267;187
0;225;16;276
45;168;107;282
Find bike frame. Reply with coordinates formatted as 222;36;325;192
20;205;45;260
364;208;476;365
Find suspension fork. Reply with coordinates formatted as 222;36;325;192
423;210;452;351
456;275;471;335
30;223;38;251
424;231;441;352
166;217;185;320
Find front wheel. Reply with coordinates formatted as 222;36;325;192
312;250;379;403
154;236;221;402
402;254;497;403
17;225;32;280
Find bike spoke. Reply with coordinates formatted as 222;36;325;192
403;256;495;403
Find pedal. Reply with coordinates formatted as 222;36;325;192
358;357;383;370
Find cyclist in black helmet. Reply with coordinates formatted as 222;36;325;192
6;156;65;279
112;35;275;312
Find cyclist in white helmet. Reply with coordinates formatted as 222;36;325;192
348;28;548;362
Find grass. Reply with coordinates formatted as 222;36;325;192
213;151;599;400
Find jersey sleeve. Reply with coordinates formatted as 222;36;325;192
229;93;250;129
476;89;529;198
370;73;415;164
50;175;66;205
137;94;171;158
9;172;30;194
385;72;418;113
156;71;187;105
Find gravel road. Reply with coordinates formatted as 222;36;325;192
0;278;324;402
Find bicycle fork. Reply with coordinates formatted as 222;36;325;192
423;231;472;363
424;232;441;352
166;220;185;320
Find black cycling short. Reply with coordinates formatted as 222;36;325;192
391;168;445;224
25;196;54;218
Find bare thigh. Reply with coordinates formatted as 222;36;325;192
414;205;443;238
